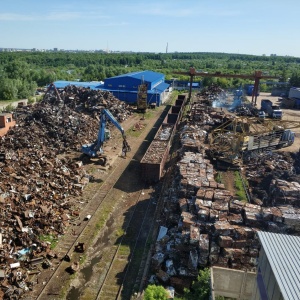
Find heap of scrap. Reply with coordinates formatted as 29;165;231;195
0;89;133;298
43;84;133;122
149;86;300;293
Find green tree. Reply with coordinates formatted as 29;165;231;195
260;83;268;92
183;268;210;300
4;60;30;80
202;77;217;87
289;72;300;87
0;78;18;100
144;284;168;300
216;78;230;89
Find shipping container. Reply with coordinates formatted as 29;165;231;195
288;87;300;99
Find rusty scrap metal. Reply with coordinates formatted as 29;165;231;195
150;112;300;292
0;94;134;297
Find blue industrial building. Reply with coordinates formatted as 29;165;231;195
53;70;170;106
104;70;169;106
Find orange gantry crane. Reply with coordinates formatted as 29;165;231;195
173;68;279;106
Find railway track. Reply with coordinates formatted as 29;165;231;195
94;185;157;300
34;156;134;300
25;106;170;300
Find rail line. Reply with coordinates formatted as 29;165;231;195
35;157;130;300
29;108;169;300
94;184;156;300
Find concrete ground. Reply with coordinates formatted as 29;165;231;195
246;92;300;153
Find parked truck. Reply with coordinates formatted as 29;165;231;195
261;99;282;119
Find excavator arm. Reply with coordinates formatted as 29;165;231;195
43;83;62;102
81;109;130;163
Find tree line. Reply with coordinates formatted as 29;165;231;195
0;51;300;100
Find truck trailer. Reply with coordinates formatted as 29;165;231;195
241;129;294;151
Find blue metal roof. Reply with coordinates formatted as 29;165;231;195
258;231;300;300
148;82;169;94
53;80;104;89
110;70;164;82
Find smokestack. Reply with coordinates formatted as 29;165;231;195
166;42;168;54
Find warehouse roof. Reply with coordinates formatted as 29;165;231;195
107;82;169;95
258;231;300;300
53;80;104;89
148;82;169;93
109;70;164;82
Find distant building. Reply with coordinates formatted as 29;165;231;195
104;70;169;106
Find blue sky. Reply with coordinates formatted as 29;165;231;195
1;0;300;57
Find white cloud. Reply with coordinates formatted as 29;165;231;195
0;11;109;22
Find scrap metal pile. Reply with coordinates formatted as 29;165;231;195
43;85;133;122
246;151;300;207
196;84;226;106
0;88;133;298
149;87;300;292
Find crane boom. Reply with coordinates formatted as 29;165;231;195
43;82;62;102
81;109;130;164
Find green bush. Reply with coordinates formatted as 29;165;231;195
183;268;210;300
144;285;168;300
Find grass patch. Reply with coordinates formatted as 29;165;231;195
79;254;87;265
142;109;156;119
118;244;130;256
94;202;115;235
126;126;143;138
215;172;223;184
234;171;248;202
39;234;58;250
115;227;125;238
0;99;17;106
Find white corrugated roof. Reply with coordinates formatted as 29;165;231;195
258;232;300;300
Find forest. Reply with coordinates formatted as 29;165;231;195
0;51;300;100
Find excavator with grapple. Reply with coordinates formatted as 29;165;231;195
81;108;131;166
